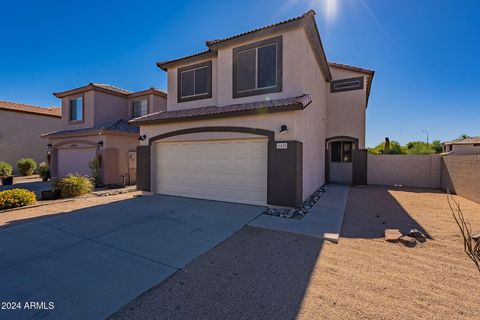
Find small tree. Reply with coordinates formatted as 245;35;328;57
89;158;101;186
431;140;443;153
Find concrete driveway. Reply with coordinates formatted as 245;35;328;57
0;195;263;320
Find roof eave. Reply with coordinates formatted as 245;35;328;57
130;100;311;127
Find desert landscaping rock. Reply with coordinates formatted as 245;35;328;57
408;228;427;242
263;185;327;220
384;229;403;242
399;235;417;247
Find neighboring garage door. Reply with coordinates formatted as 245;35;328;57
155;139;268;205
57;147;96;178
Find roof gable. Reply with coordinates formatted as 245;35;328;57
156;10;332;81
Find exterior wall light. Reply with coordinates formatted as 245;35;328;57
97;141;104;148
138;134;146;141
280;125;288;134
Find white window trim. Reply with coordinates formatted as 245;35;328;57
236;42;278;94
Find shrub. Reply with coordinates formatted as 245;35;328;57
89;158;101;186
17;158;37;176
0;162;13;178
38;162;50;180
53;174;94;198
0;189;36;210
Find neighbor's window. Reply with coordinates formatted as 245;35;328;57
331;141;353;163
132;100;148;118
177;61;212;102
69;97;83;122
233;36;282;98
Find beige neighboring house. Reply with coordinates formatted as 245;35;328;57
42;83;167;185
442;137;480;155
0;101;61;172
130;10;374;207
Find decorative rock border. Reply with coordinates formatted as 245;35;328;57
263;185;328;219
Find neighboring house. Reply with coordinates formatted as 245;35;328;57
0;100;61;172
130;10;374;207
442;137;480;155
42;83;167;185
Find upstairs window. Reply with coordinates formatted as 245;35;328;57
69;97;83;122
233;36;282;98
132;100;148;118
177;61;212;102
331;141;353;163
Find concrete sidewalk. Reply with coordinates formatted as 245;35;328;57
249;184;349;242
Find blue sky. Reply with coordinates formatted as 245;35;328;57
1;0;479;147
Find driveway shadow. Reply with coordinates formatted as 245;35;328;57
109;226;324;320
341;185;433;239
0;180;52;198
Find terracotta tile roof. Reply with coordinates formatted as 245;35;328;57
328;62;374;75
91;83;131;95
54;83;166;99
205;10;315;47
156;10;332;80
42;119;138;138
156;50;214;70
0;100;61;117
130;95;312;125
445;137;480;145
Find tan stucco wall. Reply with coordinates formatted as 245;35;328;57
93;91;129;125
166;28;307;111
441;155;480;203
104;134;138;184
60;90;95;129
326;66;367;148
451;144;480;155
368;154;441;188
0;110;61;172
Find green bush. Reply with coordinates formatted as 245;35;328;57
53;174;94;198
17;158;37;176
38;162;50;180
0;162;13;177
0;189;36;210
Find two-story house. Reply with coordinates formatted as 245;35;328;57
42;83;167;185
130;10;374;207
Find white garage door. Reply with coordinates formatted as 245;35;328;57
155;139;268;205
57;147;96;178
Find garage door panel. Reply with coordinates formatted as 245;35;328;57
57;148;96;178
155;139;267;205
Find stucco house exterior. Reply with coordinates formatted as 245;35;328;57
442;137;480;155
0;101;61;172
130;10;374;207
42;83;167;185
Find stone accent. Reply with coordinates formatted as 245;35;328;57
263;185;327;220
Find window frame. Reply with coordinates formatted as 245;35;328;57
330;141;354;163
132;99;149;118
232;35;283;98
177;60;212;103
69;95;84;123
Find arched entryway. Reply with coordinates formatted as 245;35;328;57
325;136;359;184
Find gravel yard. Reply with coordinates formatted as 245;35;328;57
111;186;480;320
0;191;141;228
